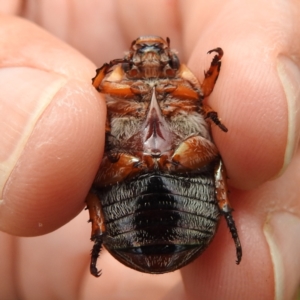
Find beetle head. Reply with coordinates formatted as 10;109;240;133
124;36;180;78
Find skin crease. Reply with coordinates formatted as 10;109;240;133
0;0;299;299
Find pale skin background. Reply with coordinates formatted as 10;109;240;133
0;0;300;299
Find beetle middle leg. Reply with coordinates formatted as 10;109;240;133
169;135;219;172
85;192;106;277
214;159;242;264
93;153;145;187
203;104;228;132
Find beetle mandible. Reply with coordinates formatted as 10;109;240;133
86;36;242;277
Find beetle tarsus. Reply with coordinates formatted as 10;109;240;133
207;47;223;64
90;235;103;277
214;160;242;264
223;211;242;264
206;111;228;132
200;47;223;97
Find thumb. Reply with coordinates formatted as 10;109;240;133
0;16;106;236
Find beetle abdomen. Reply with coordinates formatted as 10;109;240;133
96;172;220;273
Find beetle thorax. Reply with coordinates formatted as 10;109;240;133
131;51;169;78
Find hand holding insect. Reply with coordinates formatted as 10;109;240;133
0;2;299;299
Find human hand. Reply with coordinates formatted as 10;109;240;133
0;1;300;299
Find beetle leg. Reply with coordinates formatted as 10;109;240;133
100;81;136;97
93;153;145;187
90;236;103;277
93;64;138;97
170;83;199;100
177;64;202;94
85;192;106;277
170;135;219;172
214;160;242;264
203;104;228;132
200;48;227;132
201;47;223;97
92;58;128;90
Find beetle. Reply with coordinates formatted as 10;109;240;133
86;36;242;277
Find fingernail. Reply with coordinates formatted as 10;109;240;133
0;68;67;199
276;56;300;175
264;212;300;300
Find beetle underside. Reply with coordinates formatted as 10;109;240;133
86;36;242;277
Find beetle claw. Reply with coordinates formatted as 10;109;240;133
89;233;103;277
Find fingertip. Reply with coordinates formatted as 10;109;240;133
0;70;105;236
181;198;274;299
182;1;300;190
264;212;300;300
276;55;300;176
189;40;288;190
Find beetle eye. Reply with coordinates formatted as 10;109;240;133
169;54;180;70
122;62;130;72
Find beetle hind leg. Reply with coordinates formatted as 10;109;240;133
90;236;103;277
214;160;242;264
85;192;106;277
223;209;242;264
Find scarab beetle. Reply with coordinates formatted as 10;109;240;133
86;36;242;277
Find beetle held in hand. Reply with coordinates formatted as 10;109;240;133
86;36;242;277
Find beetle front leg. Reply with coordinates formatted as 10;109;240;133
92;58;128;90
85;192;106;277
201;47;223;97
214;160;242;264
200;48;228;132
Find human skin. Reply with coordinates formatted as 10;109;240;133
0;0;300;299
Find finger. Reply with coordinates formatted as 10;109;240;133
181;149;300;299
262;153;300;300
6;211;183;299
0;232;16;298
20;1;126;66
179;0;300;299
0;2;20;14
0;16;106;236
181;0;300;189
19;1;184;69
116;0;183;54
